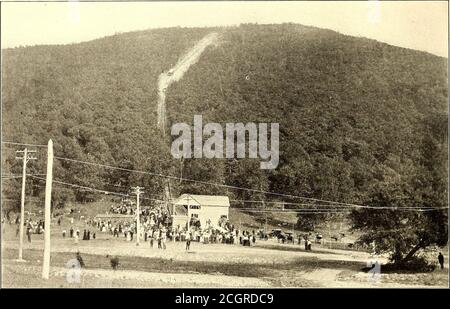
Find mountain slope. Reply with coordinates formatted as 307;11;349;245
1;24;447;213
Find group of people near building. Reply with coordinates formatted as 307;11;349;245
109;203;135;215
61;226;96;244
94;202;171;242
91;202;263;250
168;223;259;248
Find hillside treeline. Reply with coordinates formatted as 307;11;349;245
2;24;447;229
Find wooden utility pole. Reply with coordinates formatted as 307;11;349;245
179;158;184;183
261;199;267;234
328;220;332;250
131;186;144;246
186;195;191;231
15;147;36;261
42;139;53;279
265;214;268;234
165;180;172;215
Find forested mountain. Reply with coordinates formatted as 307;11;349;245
2;24;447;220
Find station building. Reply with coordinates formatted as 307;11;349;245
171;194;230;228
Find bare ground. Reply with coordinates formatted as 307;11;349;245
2;234;448;288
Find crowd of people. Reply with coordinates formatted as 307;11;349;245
87;199;265;250
13;217;44;243
108;200;136;215
2;214;45;243
95;201;171;241
61;225;97;243
2;199;314;253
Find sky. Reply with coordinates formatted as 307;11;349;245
1;1;448;57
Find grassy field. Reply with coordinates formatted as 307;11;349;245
2;202;448;288
2;244;448;288
2;226;448;288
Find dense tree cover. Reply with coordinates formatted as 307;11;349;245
2;27;216;205
165;24;448;262
350;113;448;265
1;24;447;262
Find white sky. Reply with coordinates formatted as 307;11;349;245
1;1;448;57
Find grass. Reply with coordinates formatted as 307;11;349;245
2;245;448;288
2;248;270;278
2;204;448;288
1;263;174;288
0;246;368;280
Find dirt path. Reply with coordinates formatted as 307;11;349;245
52;266;270;288
3;238;447;288
157;32;219;133
2;260;269;288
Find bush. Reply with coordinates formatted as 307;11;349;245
383;256;436;273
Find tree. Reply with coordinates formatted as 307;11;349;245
350;113;448;266
296;213;318;232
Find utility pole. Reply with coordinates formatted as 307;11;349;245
261;199;267;234
179;158;184;183
42;139;53;279
265;214;268;234
131;186;144;246
15;148;36;261
186;195;191;231
164;180;171;215
328;219;332;250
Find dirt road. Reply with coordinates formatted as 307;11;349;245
2;237;447;288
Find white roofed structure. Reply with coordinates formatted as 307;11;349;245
171;194;230;229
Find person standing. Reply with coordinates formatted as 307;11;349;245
149;233;154;248
438;252;445;269
76;251;85;268
162;230;167;250
26;227;32;243
186;233;191;251
70;227;74;238
157;232;162;249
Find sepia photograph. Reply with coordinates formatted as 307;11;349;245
0;0;448;292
